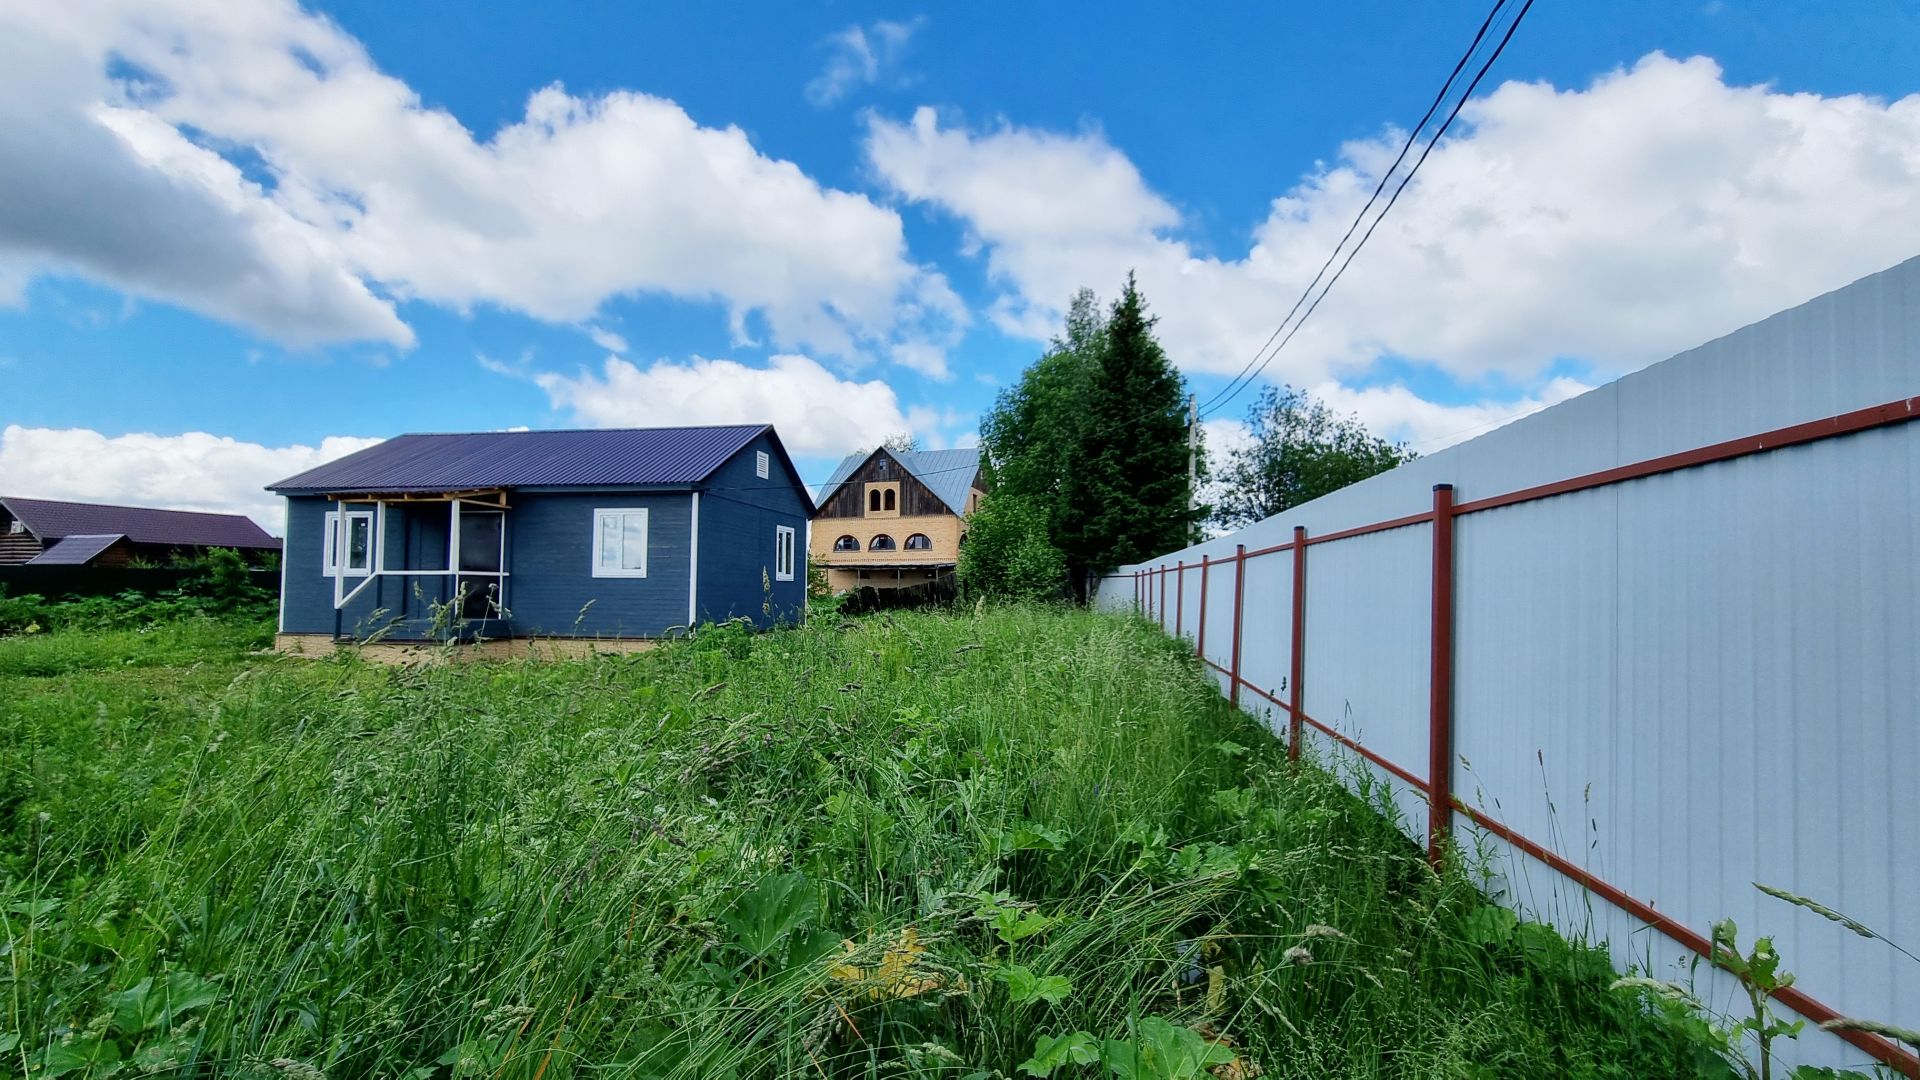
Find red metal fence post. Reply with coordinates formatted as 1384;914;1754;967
1175;560;1185;638
1158;566;1167;630
1427;484;1457;867
1229;543;1246;708
1196;555;1209;659
1288;525;1307;761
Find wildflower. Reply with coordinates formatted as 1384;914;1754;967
1608;976;1693;1002
1283;945;1313;966
269;1059;327;1080
1301;924;1347;941
1819;1017;1920;1046
484;1003;536;1029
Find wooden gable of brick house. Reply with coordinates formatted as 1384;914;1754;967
811;447;983;592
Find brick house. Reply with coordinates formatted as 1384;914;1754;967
811;447;983;592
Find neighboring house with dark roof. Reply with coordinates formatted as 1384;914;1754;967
265;425;809;647
0;496;280;567
811;446;984;592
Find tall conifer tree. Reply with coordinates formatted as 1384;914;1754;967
1061;273;1196;587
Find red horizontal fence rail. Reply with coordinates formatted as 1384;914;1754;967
1124;394;1920;1078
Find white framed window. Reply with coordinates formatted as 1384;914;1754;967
322;509;373;578
774;525;796;582
592;507;649;578
755;450;770;479
7;519;25;535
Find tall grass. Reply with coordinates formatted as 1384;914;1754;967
2;608;1725;1077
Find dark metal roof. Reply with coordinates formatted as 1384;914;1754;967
0;496;279;549
26;534;127;565
817;447;982;515
267;425;775;494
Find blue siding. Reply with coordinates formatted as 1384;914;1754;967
503;491;693;638
277;432;810;640
695;431;809;628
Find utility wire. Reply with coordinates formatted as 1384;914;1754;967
1196;0;1516;419
717;0;1539;497
1199;0;1537;423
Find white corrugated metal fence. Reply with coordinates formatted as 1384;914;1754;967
1096;256;1920;1076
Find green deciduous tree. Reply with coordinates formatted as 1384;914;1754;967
979;288;1104;530
1212;384;1414;529
956;494;1066;603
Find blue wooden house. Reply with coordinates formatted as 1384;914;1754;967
266;425;810;647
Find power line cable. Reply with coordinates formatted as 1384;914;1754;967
1196;0;1516;418
719;0;1539;498
1199;0;1537;423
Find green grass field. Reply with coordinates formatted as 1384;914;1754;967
1;607;1738;1078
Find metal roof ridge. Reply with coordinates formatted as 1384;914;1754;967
385;423;771;438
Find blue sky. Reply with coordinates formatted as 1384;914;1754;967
3;1;1920;526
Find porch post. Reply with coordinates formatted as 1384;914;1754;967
450;498;462;613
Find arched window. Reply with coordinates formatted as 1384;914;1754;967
958;532;967;546
833;535;860;552
904;533;932;550
868;489;881;512
869;534;897;551
883;489;896;511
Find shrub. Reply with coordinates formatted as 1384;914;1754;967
958;493;1068;602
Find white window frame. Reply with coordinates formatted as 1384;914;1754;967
755;450;770;479
592;507;650;579
323;508;374;578
774;524;796;582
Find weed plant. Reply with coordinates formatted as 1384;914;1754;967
3;607;1751;1077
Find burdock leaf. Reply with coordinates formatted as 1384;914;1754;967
999;964;1073;1006
1017;1031;1098;1077
721;873;821;958
108;971;223;1035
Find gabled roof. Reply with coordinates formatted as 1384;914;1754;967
0;496;278;549
817;446;982;515
268;425;784;494
26;534;127;565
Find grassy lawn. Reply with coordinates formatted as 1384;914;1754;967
0;608;1728;1078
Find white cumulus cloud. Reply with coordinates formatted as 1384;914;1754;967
866;54;1920;389
0;425;383;531
806;18;924;108
0;0;961;365
528;353;922;458
586;326;629;354
1310;378;1593;452
0;14;410;347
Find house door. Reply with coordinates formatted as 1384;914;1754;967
457;510;504;619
